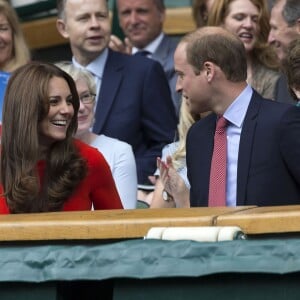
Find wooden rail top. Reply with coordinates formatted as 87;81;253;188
1;205;300;241
0;207;253;241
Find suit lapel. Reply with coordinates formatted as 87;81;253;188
152;36;169;67
236;92;261;205
93;50;124;134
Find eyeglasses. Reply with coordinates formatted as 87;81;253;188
80;93;96;104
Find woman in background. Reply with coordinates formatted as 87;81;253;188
56;62;137;208
0;0;30;72
0;62;123;213
207;0;280;99
149;98;200;208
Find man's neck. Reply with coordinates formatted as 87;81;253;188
72;50;101;67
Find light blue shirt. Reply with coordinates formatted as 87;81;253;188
223;85;253;206
73;48;108;105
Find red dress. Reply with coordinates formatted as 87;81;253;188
0;139;123;213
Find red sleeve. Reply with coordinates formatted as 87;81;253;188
76;140;123;210
0;185;10;214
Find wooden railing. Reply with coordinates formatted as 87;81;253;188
20;7;196;50
1;205;300;241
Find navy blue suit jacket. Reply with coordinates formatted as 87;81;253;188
274;73;295;105
92;50;177;185
186;91;300;207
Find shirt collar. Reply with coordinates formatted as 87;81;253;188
223;84;253;128
72;48;108;79
132;32;164;55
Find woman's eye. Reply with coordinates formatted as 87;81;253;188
49;98;59;105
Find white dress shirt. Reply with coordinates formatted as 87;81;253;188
73;48;108;103
223;85;253;206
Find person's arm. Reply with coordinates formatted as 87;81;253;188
280;106;300;184
150;176;176;208
112;143;138;209
137;61;178;184
152;156;190;208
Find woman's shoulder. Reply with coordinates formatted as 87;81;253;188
73;139;106;165
92;135;133;152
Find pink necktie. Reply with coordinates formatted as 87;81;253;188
208;116;227;207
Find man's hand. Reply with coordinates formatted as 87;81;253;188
109;35;133;55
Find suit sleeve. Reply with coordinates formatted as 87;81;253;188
138;60;178;184
279;106;300;185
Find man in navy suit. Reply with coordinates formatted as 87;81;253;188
110;0;180;114
174;26;300;207
56;0;177;186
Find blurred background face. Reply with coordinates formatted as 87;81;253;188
223;0;260;53
0;13;13;69
59;0;111;65
75;78;95;137
268;0;299;62
117;0;165;49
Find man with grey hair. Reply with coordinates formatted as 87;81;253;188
268;0;300;104
110;0;180;113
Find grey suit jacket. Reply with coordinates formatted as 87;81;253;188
152;35;181;114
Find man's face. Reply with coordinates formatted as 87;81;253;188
268;0;300;62
174;42;211;114
57;0;111;66
117;0;165;49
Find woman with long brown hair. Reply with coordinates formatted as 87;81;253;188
0;61;122;213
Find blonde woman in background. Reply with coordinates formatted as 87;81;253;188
207;0;280;99
149;98;200;208
0;0;30;72
56;62;138;209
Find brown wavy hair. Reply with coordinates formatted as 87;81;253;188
0;61;87;213
0;0;30;72
207;0;279;70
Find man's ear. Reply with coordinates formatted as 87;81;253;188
203;61;214;82
296;18;300;34
159;10;166;23
56;19;69;39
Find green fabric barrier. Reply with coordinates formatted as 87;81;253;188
0;238;300;283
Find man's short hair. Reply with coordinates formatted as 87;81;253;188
185;27;247;82
279;0;300;27
57;0;109;19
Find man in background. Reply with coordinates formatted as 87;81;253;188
268;0;300;104
110;0;180;113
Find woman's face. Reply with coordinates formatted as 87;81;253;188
39;76;74;147
0;13;13;69
223;0;260;53
74;78;95;137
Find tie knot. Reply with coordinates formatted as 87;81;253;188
216;116;227;132
135;50;151;57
